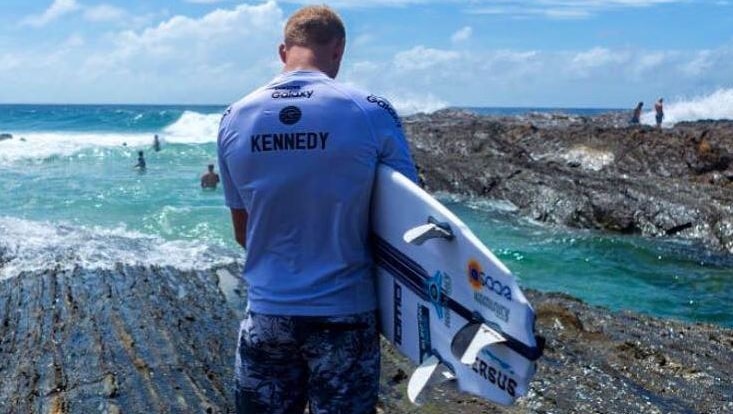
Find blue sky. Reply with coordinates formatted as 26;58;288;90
1;0;732;111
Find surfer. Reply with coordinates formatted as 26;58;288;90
152;134;161;152
200;164;220;189
217;5;417;414
630;102;643;125
655;98;664;128
134;150;146;170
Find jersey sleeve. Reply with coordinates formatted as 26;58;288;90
364;95;419;183
217;107;246;210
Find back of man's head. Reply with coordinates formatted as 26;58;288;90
284;6;345;48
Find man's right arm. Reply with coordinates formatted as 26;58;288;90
218;106;248;248
230;208;248;248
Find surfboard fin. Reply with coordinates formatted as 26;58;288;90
404;217;454;245
407;355;440;404
459;323;507;365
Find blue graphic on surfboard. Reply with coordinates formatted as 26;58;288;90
372;165;543;406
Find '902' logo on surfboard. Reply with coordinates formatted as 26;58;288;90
468;260;512;301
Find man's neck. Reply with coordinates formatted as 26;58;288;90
282;45;336;78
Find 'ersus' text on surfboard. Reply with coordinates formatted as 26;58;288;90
472;357;518;397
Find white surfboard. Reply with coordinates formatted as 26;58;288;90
372;165;543;406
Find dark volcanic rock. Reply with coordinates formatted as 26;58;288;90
1;262;731;413
0;133;12;141
380;290;733;414
0;264;245;413
405;111;733;253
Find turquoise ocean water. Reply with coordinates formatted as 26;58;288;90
1;104;731;327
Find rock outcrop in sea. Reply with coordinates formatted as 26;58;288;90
405;110;733;253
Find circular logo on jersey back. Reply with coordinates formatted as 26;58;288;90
279;106;302;125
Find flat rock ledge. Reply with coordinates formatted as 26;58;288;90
1;264;731;413
405;110;733;254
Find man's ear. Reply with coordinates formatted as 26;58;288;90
278;43;287;64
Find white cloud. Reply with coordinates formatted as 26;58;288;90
83;4;127;22
451;26;472;43
570;47;631;77
22;0;80;27
394;46;460;71
572;47;627;67
352;33;375;47
74;1;284;103
467;0;684;19
3;0;733;108
680;50;715;76
340;42;733;109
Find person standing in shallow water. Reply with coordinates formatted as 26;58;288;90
655;98;664;128
630;102;643;125
152;134;161;152
134;150;146;170
217;5;417;414
200;164;219;189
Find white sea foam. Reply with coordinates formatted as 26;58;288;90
0;111;221;163
641;88;733;126
0;216;241;280
162;110;221;143
0;131;154;163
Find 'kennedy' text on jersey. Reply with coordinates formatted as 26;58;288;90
251;132;329;153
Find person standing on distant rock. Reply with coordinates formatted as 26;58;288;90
655;98;664;128
200;164;219;189
217;5;417;414
630;102;643;125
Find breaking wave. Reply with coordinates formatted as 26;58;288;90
641;88;733;126
0;110;221;163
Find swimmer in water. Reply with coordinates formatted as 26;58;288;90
201;164;220;189
134;150;146;170
153;134;161;152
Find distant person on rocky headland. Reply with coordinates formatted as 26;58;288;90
153;134;161;152
200;164;220;189
134;150;146;170
630;102;643;125
655;98;664;128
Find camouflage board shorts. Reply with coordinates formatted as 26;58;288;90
234;310;380;414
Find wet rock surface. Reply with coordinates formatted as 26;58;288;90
0;263;245;414
1;262;730;413
405;110;733;253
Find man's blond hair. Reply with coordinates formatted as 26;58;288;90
284;5;345;48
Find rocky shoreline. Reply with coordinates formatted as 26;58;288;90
1;260;730;413
405;110;733;254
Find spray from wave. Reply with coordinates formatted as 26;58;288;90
0;110;222;162
162;111;221;143
0;217;241;280
641;88;733;126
